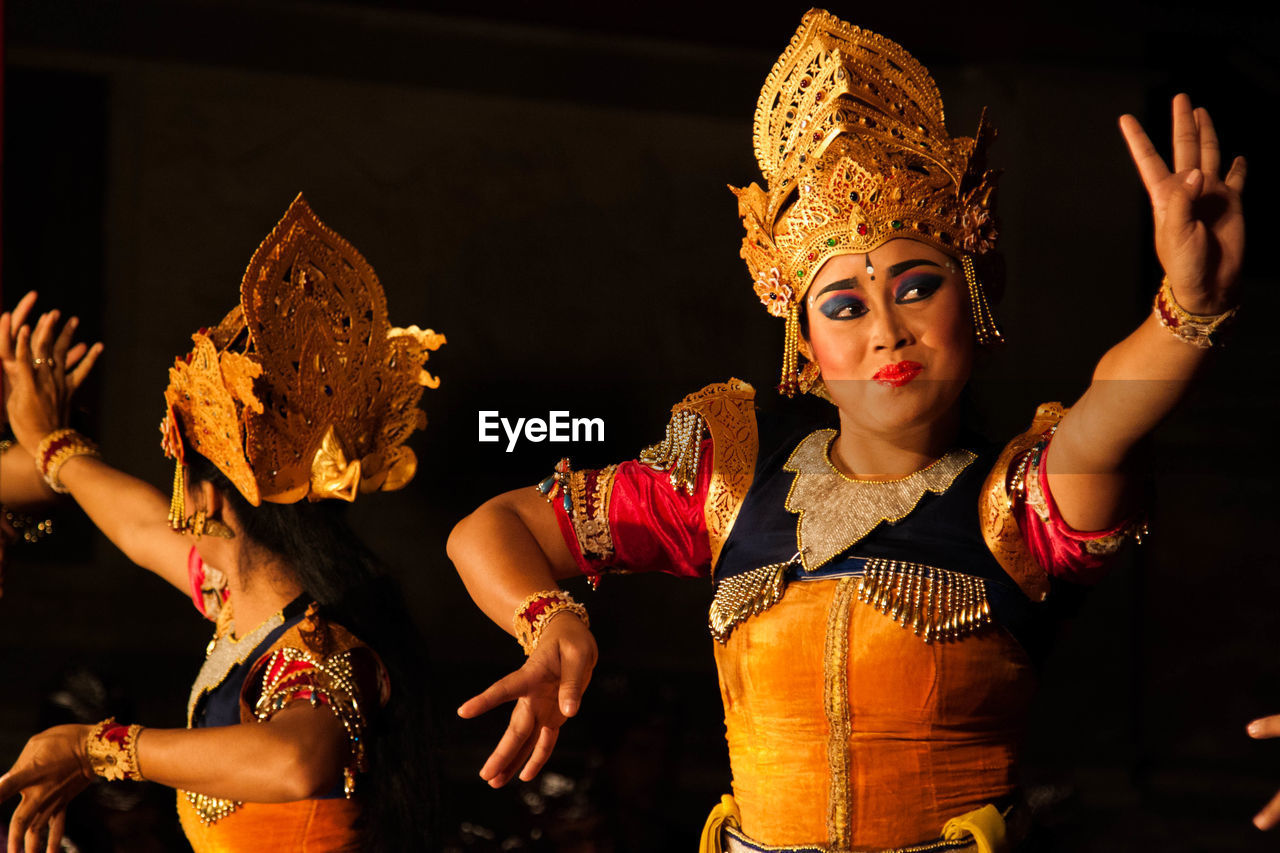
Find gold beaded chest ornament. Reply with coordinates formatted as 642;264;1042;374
160;194;445;524
733;9;1003;396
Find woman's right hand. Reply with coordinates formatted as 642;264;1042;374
457;613;598;787
0;293;103;453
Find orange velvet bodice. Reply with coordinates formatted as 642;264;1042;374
714;578;1036;850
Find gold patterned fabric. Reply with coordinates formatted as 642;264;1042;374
784;430;977;571
160;195;444;506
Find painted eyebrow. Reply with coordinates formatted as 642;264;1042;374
813;259;944;299
814;277;862;298
888;259;942;278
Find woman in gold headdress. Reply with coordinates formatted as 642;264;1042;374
446;9;1244;851
0;196;444;853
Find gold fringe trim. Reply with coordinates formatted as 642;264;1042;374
708;562;789;644
855;559;991;643
640;408;706;494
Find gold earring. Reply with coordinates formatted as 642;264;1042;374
202;517;236;539
962;255;1004;346
189;509;207;539
168;459;187;531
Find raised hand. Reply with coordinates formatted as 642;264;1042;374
1120;94;1246;314
0;292;103;452
457;614;597;787
0;724;92;853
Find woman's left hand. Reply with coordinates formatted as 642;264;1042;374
0;724;92;853
1121;93;1245;314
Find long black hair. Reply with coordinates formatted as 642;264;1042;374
186;449;438;850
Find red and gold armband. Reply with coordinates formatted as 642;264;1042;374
513;590;589;655
35;429;101;494
85;718;144;781
1153;277;1237;349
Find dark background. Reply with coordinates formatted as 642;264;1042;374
2;1;1279;850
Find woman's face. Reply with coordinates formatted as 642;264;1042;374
803;238;973;436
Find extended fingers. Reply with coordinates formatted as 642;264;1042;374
66;343;103;393
52;317;78;367
1248;714;1280;739
29;313;59;363
480;704;538;787
9;293;38;333
1194;107;1221;177
1257;788;1280;831
1119;114;1170;195
519;725;560;782
557;643;595;718
1171;93;1199;173
1225;155;1247;194
457;669;531;719
43;813;63;853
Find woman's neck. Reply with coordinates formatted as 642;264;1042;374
226;560;304;639
829;405;962;480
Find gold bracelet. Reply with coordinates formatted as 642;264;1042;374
1153;277;1237;349
34;429;101;494
85;718;145;781
512;589;589;655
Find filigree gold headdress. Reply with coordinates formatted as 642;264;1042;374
732;9;1003;395
161;194;444;523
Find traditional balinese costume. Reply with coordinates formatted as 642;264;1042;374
533;11;1143;852
86;196;443;852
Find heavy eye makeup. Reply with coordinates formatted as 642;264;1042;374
894;273;944;303
817;291;867;320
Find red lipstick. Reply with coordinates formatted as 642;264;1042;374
872;361;923;387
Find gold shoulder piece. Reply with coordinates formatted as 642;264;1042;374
979;402;1066;602
639;379;758;569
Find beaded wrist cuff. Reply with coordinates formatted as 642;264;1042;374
513;590;589;655
35;429;101;494
85;718;144;782
1153;277;1237;349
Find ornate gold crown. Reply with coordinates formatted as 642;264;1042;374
732;10;1002;394
160;195;445;510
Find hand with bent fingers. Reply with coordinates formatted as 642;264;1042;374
1120;94;1246;314
0;291;103;454
457;613;597;786
1249;715;1280;831
0;724;92;853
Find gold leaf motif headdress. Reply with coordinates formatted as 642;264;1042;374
161;194;445;522
732;9;1003;396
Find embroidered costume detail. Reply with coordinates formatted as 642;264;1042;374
641;409;707;494
35;428;101;494
640;379;759;570
980;403;1065;601
187;601;286;726
85;718;144;782
513;590;590;655
159;194;444;521
535;457;574;513
1153;276;1237;348
253;646;370;796
1010;425;1148;559
784;430;976;571
709;560;792;643
569;466;618;566
856;559;991;643
823;577;857;850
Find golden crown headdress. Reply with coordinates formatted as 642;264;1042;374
160;194;444;524
732;9;1002;395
